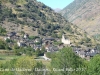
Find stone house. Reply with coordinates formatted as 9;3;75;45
74;48;99;59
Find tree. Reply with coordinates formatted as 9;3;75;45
15;56;45;75
0;40;7;49
35;48;44;56
15;56;36;75
0;59;17;75
25;46;35;56
6;39;13;43
51;47;85;75
87;55;100;75
34;62;45;75
0;56;45;75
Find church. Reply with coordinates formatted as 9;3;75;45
61;34;70;45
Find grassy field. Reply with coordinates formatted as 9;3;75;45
0;54;51;68
0;55;21;63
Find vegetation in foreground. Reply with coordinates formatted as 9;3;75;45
0;47;99;75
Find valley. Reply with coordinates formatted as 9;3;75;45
0;0;100;75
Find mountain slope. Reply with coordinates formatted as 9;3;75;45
0;0;97;48
54;8;61;12
61;0;100;37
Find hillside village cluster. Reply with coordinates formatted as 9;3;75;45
4;31;100;60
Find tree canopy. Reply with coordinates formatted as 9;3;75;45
51;47;85;75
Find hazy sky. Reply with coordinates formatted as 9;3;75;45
37;0;74;9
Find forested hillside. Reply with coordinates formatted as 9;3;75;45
0;0;97;48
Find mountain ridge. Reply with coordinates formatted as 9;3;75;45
61;0;100;37
54;8;61;12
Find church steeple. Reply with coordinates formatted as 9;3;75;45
62;34;65;40
61;34;70;45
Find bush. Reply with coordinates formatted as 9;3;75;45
0;40;8;49
0;26;6;35
29;36;36;40
6;39;13;43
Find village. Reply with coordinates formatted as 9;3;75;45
3;31;100;60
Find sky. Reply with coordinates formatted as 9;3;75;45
37;0;74;9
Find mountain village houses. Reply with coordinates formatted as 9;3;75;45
3;32;100;60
